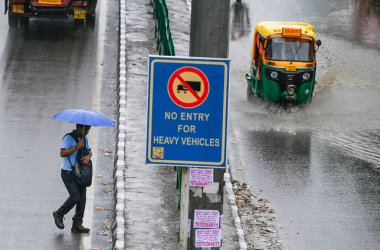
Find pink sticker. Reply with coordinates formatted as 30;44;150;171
195;229;221;248
194;210;220;229
190;168;213;187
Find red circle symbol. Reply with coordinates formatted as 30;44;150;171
168;67;209;108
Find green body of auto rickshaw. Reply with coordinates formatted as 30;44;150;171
246;21;321;105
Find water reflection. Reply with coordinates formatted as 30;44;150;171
313;129;380;171
351;0;380;49
230;0;251;40
307;139;380;249
237;128;380;249
246;130;312;190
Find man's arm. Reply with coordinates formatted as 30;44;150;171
60;138;85;157
60;146;78;157
81;150;92;164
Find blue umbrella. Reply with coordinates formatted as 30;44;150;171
53;109;115;127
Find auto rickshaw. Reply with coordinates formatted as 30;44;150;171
245;21;321;105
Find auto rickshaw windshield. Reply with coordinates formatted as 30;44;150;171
265;37;314;62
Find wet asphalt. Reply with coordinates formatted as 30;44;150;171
229;0;380;249
0;0;118;249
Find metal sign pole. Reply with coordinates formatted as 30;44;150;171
188;0;230;249
179;167;190;249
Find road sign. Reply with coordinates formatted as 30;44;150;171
168;67;209;108
146;55;230;168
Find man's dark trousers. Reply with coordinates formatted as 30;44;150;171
56;170;86;226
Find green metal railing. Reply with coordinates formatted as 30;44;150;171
151;0;175;56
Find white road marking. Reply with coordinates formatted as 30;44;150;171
81;0;109;248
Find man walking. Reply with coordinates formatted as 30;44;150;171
53;124;92;233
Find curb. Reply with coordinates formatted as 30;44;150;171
224;166;248;250
112;0;127;249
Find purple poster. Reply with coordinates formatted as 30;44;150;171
195;229;221;248
194;209;220;229
190;168;213;187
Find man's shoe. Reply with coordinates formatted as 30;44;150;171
71;225;90;234
53;211;64;229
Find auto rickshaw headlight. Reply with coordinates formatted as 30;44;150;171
302;73;311;81
270;71;278;79
287;85;296;96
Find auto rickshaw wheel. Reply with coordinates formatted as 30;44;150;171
285;102;295;110
74;19;85;29
246;85;254;101
20;17;29;30
86;13;96;30
8;14;18;29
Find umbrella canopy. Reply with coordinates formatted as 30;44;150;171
53;109;115;127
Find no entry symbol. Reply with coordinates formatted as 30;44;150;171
168;67;210;108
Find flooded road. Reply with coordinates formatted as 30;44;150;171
228;0;380;249
0;0;118;248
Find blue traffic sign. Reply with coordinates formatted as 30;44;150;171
146;55;230;168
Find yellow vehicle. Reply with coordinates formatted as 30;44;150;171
246;21;321;105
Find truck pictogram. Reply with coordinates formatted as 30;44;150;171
177;81;201;93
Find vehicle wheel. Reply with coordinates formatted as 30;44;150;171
285;102;295;110
74;19;85;29
86;13;96;30
8;14;18;29
246;85;254;101
309;89;315;103
20;17;29;30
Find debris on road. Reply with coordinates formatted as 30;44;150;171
232;180;283;250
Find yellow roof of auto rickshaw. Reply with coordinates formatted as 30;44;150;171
255;21;317;39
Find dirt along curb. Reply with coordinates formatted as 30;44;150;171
231;179;283;250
